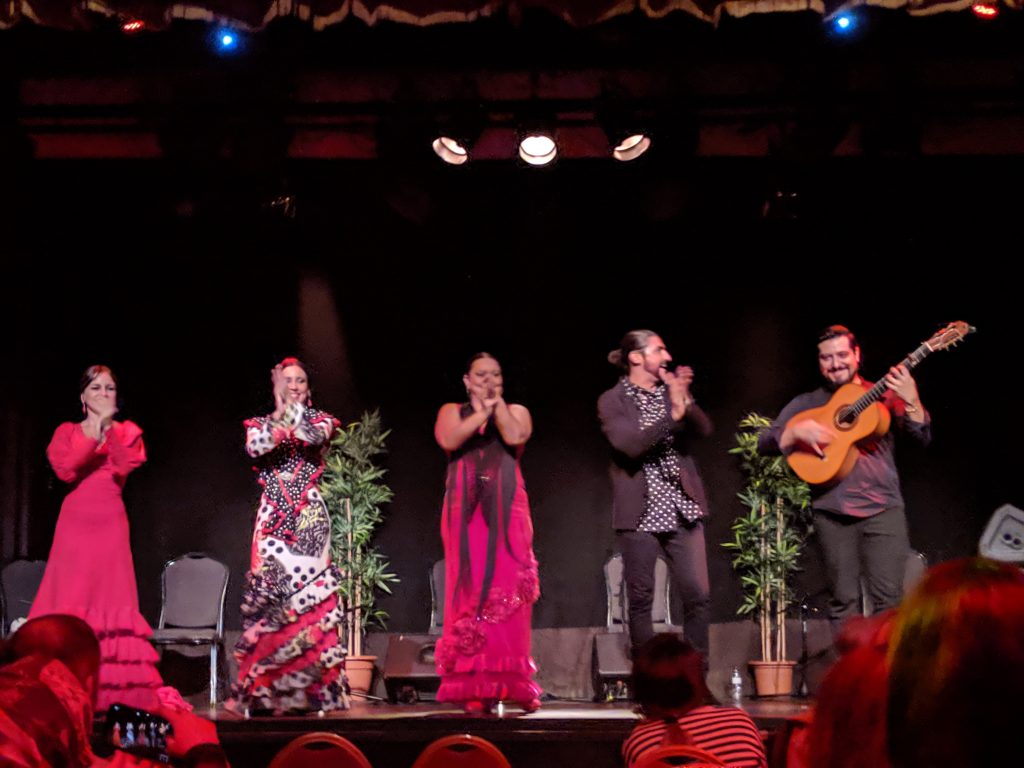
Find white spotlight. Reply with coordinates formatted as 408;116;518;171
432;136;469;166
518;133;557;166
612;133;652;162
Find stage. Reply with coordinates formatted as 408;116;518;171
142;622;829;765
208;697;812;767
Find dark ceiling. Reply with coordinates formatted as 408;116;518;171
3;8;1022;161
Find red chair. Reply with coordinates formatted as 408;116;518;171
411;733;511;768
634;743;728;768
268;732;373;768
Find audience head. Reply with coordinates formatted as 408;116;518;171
3;614;101;702
807;611;896;768
887;557;1024;768
631;633;708;719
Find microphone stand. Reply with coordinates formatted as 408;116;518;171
797;598;810;698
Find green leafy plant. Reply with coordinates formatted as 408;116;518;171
723;413;810;662
319;410;398;657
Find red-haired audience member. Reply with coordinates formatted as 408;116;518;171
0;615;228;767
886;557;1024;768
801;611;895;768
622;634;767;768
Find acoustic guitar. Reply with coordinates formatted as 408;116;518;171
786;321;973;485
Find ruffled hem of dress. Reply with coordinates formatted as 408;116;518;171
235;592;343;660
95;646;164;712
239;565;342;633
28;605;163;711
232;594;348;712
436;673;542;706
101;632;162;663
438;651;538;677
96;675;162;711
231;666;349;714
30;604;154;636
31;605;160;663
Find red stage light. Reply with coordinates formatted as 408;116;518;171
121;20;146;33
971;3;999;18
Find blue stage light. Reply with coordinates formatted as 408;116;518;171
833;14;855;32
215;28;239;52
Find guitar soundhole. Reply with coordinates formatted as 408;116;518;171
835;407;857;430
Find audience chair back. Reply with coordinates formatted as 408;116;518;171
0;559;47;637
149;552;229;708
268;732;373;768
860;549;928;616
634;743;728;768
412;733;511;768
429;559;445;634
605;553;674;629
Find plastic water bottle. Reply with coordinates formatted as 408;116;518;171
729;667;744;703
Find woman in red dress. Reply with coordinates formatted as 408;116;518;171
29;365;162;711
433;352;542;714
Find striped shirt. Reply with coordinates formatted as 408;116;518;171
622;705;767;767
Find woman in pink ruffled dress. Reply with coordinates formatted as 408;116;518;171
433;352;542;713
30;365;162;711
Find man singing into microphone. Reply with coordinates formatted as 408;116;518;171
598;330;714;659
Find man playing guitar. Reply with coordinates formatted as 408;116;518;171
758;325;931;635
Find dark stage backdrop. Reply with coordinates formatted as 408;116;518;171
1;157;1018;633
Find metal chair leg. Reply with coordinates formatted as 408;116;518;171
210;643;219;709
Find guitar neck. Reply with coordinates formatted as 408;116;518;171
847;342;933;417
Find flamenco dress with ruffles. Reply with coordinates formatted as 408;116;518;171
435;405;542;710
230;401;349;713
30;420;163;711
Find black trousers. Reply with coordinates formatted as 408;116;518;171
617;522;711;660
813;506;910;634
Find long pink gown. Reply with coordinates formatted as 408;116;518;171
435;406;542;708
30;420;162;711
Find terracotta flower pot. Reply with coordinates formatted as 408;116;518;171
749;660;796;696
345;655;378;695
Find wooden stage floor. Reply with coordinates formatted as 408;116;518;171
210;696;812;767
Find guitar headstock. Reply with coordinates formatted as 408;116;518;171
924;321;975;352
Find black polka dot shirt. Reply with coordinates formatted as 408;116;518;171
623;379;704;531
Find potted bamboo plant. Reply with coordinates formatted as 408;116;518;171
723;413;810;696
319;410;399;695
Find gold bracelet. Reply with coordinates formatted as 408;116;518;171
904;401;919;414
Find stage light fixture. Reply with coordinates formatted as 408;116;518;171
600;113;652;162
597;89;653;162
214;27;241;53
432;136;469;165
612;133;652;162
121;19;145;34
971;2;999;18
430;99;486;166
518;132;557;166
826;12;861;36
761;188;802;221
430;120;483;167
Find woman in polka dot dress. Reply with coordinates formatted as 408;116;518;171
229;357;348;714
